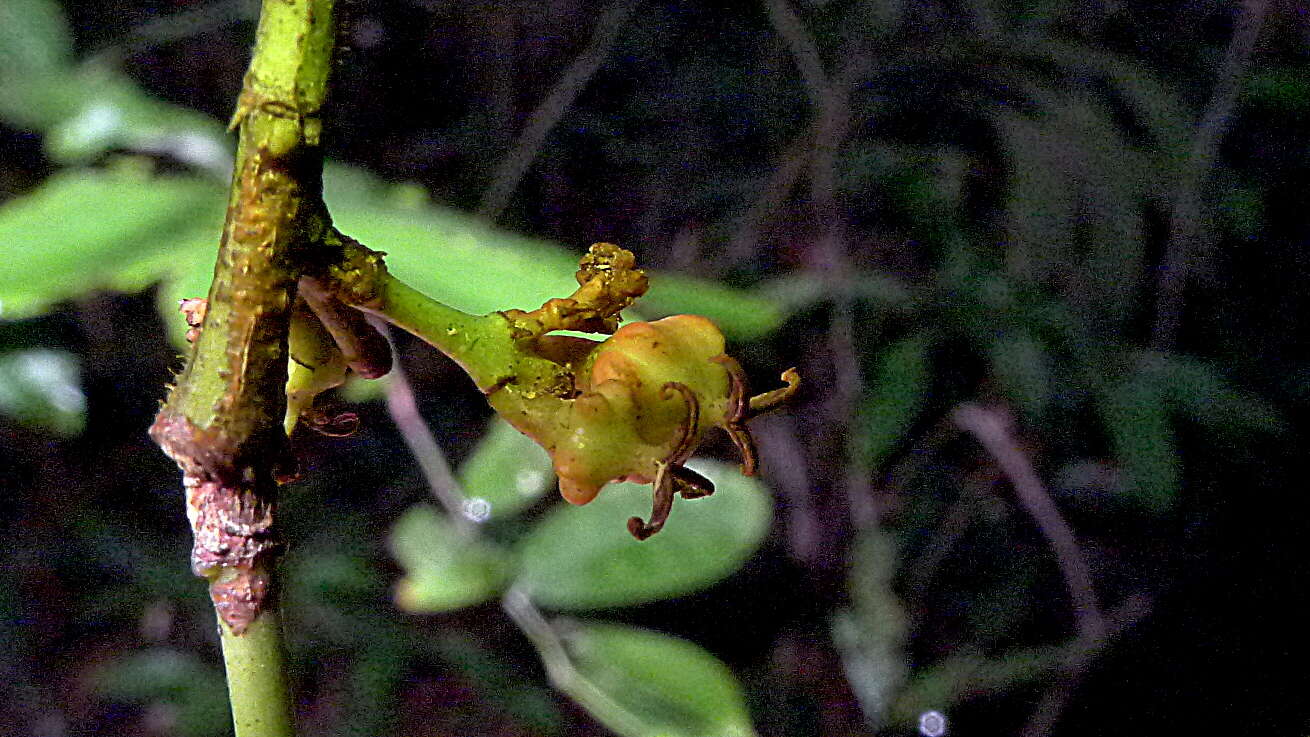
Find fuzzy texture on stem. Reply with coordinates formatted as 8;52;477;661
152;0;334;634
149;1;336;735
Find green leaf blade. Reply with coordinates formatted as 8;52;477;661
560;623;757;737
859;333;933;470
1099;368;1179;513
514;460;772;610
457;416;555;521
0;170;224;320
0;348;86;436
389;505;512;613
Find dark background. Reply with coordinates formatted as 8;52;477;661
2;0;1307;735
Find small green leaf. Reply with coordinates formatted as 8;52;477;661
987;329;1051;418
859;333;933;470
995;109;1079;286
43;67;231;169
0;169;224;321
0;348;86;436
389;504;512;613
832;526;908;728
559;623;757;737
1144;352;1283;435
515;461;771;610
888;646;1063;726
457;416;554;521
0;0;73;76
1245;65;1310;115
1098;368;1178;512
93;649;231;737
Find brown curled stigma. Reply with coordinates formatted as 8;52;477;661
627;382;708;540
711;355;760;475
661;381;700;465
628;461;676;540
748;367;801;416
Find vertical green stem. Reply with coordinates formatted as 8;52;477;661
219;611;296;737
148;1;336;736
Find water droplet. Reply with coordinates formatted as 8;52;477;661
462;497;491;523
918;710;946;737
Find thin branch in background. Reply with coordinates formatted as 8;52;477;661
368;317;477;537
761;0;829;104
952;403;1106;642
727;125;815;265
475;0;640;222
1151;0;1269;350
90;0;257;61
901;483;987;614
764;0;878;536
477;0;520;153
1020;593;1154;737
755;414;821;564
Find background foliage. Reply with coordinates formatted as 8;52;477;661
1;0;1306;735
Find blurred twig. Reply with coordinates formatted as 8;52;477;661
1151;0;1269;350
476;0;640;221
765;0;878;532
90;0;257;62
755;414;821;563
954;403;1158;737
369;317;477;537
727;125;815;263
952;403;1106;642
1020;593;1153;737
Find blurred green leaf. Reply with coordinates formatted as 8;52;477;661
0;0;73;75
1098;366;1178;513
987;329;1051;418
0;54;230;168
1141;352;1283;436
457;416;554;521
995;108;1078;286
1245;65;1310;115
0;348;86;435
94;649;231;737
888;645;1063;726
559;622;756;737
0;168;224;321
515;460;771;610
44;67;231;169
287;549;383;606
389;504;512;613
3;161;780;353
832;525;908;729
1061;98;1148;334
1013;38;1192;169
1216;181;1264;239
859;333;933;470
642;276;782;340
0;67;86;131
326;164;782;340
